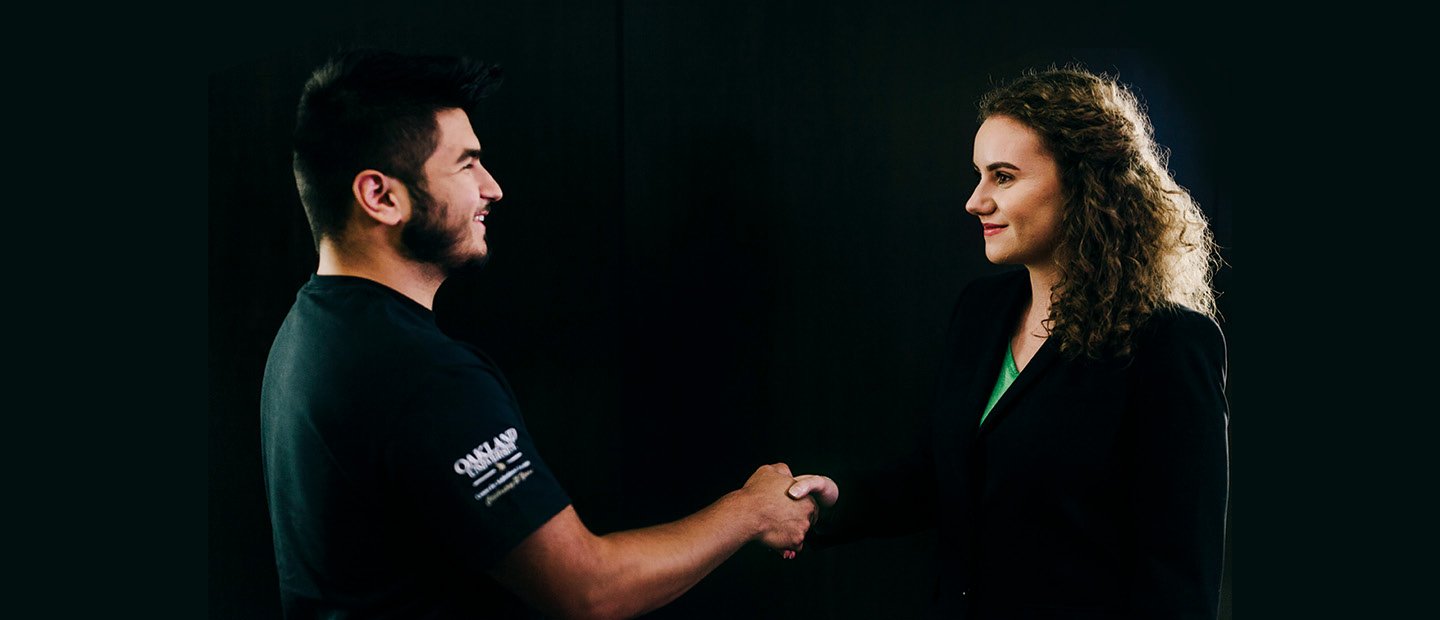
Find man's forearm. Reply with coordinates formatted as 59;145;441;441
586;491;759;619
490;464;813;620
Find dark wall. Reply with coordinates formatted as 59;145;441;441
209;2;1234;618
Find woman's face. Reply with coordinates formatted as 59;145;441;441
965;115;1065;268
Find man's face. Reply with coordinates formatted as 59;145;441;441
400;107;504;272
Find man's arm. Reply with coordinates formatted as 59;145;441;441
488;463;816;620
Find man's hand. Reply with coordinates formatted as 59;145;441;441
734;463;817;552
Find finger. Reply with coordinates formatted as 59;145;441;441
788;475;830;500
789;474;839;506
816;476;839;506
772;462;793;477
787;476;817;499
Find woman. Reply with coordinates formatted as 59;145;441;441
791;66;1229;619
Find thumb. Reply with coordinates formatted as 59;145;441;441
787;474;820;499
788;474;839;506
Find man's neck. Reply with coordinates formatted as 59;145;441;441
317;241;444;310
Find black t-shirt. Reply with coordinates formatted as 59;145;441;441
260;275;571;619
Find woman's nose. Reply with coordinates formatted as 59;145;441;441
965;182;992;216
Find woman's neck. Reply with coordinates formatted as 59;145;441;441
1023;263;1059;334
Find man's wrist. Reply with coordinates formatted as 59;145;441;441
718;489;764;542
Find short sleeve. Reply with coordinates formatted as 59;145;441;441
385;360;572;571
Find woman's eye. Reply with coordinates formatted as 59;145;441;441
995;172;1013;184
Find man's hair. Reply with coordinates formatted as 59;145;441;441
291;49;502;249
978;65;1221;359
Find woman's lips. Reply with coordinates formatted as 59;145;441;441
983;224;1007;237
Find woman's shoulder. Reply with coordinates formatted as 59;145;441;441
1145;304;1223;334
1137;304;1227;356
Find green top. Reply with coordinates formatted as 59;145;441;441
979;344;1020;427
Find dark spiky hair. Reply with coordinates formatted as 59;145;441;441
291;49;502;249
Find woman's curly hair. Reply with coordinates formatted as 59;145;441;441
978;65;1221;359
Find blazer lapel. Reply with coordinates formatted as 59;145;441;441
976;335;1059;437
946;271;1031;435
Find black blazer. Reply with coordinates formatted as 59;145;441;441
817;269;1229;620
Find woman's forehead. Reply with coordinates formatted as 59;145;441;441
974;116;1049;162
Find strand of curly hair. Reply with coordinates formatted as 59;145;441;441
978;65;1222;359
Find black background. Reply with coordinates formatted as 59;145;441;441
207;3;1251;618
10;1;1414;618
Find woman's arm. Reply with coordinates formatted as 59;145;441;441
1128;311;1230;619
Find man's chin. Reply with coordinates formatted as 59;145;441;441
442;252;489;274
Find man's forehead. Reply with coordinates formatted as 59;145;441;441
431;109;482;159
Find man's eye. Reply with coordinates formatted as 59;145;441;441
462;162;475;170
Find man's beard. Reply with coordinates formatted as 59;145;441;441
399;182;488;274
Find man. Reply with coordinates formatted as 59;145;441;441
261;49;827;619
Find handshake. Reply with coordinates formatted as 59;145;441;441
731;463;840;560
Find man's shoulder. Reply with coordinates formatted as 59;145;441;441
264;277;506;418
292;278;476;363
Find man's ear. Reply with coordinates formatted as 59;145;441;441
351;169;408;226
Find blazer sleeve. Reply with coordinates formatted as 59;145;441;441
808;282;985;545
807;413;937;545
1127;311;1230;619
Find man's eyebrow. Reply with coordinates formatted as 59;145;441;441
455;148;484;164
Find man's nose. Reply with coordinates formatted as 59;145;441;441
478;168;503;203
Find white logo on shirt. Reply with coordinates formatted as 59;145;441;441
453;427;520;478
